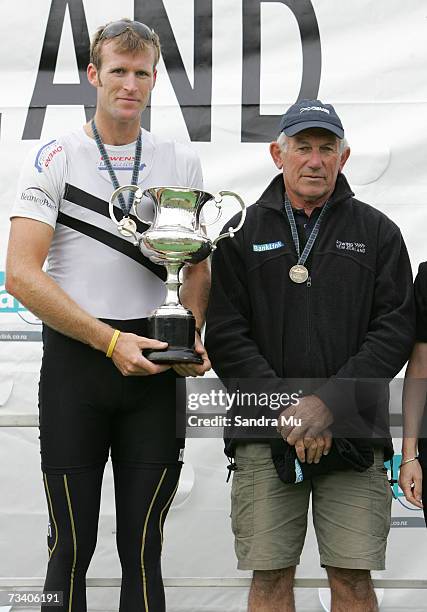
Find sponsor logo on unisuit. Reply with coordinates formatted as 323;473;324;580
20;187;57;210
98;157;146;172
253;241;285;252
34;140;63;173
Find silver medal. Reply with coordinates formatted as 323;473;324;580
289;264;309;284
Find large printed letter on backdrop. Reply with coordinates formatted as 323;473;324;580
135;0;212;141
242;0;322;142
23;0;94;140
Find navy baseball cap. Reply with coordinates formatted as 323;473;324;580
279;99;344;138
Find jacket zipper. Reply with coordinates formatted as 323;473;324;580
306;275;312;364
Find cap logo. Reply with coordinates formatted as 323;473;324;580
300;106;330;114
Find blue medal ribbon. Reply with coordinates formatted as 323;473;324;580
91;119;142;217
283;193;330;268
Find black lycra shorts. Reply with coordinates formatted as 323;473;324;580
39;320;184;473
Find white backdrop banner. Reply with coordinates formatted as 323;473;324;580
0;1;427;611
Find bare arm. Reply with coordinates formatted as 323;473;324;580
7;218;114;350
173;259;211;376
6;217;169;376
402;343;427;456
180;259;211;330
399;342;427;508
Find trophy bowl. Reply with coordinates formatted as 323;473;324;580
109;185;246;364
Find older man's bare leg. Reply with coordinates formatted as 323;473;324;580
326;567;378;612
248;567;296;611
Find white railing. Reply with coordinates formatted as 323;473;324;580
0;578;427;589
0;415;38;426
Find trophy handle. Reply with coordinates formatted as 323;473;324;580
212;190;247;246
202;198;222;227
108;184;150;225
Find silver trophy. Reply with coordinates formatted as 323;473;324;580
109;185;246;364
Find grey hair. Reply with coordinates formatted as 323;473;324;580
277;132;349;154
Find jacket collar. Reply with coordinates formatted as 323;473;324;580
257;172;355;212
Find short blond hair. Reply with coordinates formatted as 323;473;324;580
90;18;161;70
277;132;349;154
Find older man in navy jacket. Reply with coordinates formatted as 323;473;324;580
206;100;415;612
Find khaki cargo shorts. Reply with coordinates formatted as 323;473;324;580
231;443;392;571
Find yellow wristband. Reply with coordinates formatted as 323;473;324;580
106;329;120;358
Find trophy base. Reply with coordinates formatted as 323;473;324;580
144;347;203;365
144;313;203;365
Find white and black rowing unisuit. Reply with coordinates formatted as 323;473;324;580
11;127;203;319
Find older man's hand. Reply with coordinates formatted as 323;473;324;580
277;394;334;446
294;429;333;464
